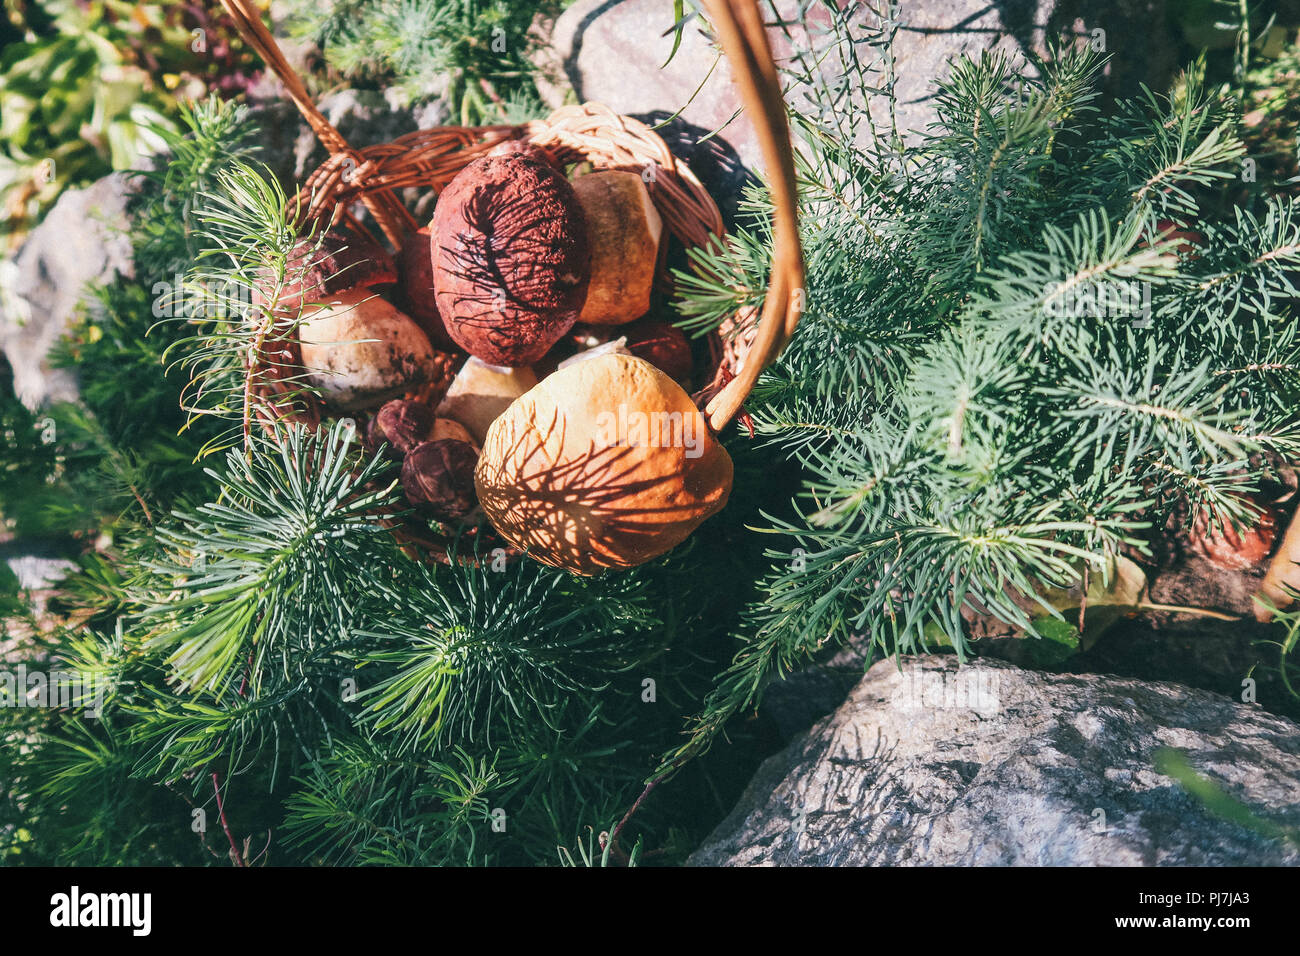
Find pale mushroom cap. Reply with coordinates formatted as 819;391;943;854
572;171;663;326
476;353;732;574
435;357;539;445
431;417;476;447
299;288;441;411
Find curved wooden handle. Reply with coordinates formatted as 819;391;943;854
218;0;410;246
699;0;804;432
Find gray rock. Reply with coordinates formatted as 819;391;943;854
544;0;1181;178
0;173;135;410
691;656;1300;865
5;556;76;592
540;0;769;172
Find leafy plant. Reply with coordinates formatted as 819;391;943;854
6;1;1300;867
2;94;768;865
0;98;260;545
663;1;1300;772
0;0;256;246
280;0;562;125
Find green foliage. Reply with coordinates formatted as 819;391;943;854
664;1;1300;771
0;1;254;245
281;0;560;125
0;98;260;540
3;94;765;865
9;1;1300;867
1;417;733;865
282;740;511;865
162;156;319;457
357;555;655;749
137;420;401;698
1238;26;1300;193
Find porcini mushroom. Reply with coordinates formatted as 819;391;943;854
397;225;456;351
622;317;693;384
370;399;477;455
571;171;663;326
298;288;455;412
255;230;396;315
431;153;590;367
475;353;733;574
435;356;538;445
403;439;480;522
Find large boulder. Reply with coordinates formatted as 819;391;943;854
690;656;1300;865
540;0;1182;175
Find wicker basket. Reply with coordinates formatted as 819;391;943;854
220;0;804;563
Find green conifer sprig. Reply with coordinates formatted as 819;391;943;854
355;553;657;750
135;420;400;698
661;1;1300;774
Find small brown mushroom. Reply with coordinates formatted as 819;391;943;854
1190;501;1278;571
370;399;437;455
370;399;478;456
622;318;693;384
403;439;480;522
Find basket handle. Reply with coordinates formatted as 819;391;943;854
218;0;411;246
700;0;804;432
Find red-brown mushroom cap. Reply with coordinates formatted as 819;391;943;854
622;318;694;384
370;399;438;455
431;154;590;367
398;225;457;351
487;139;557;167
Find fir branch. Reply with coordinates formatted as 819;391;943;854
135;421;400;697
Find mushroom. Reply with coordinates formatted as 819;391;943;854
397;225;457;351
556;337;631;371
403;439;480;522
431;153;590;367
1190;500;1278;572
435;356;538;446
488;140;556;166
475;353;733;574
298;288;455;412
571;171;663;326
370;398;477;455
431;417;476;446
254;230;395;315
622;317;693;385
